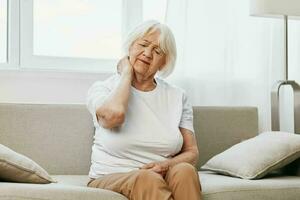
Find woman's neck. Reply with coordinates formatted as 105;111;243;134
132;73;156;92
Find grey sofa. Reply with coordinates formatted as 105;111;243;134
0;103;299;200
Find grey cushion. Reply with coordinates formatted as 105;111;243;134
0;144;55;183
0;175;127;200
201;132;300;179
200;170;300;200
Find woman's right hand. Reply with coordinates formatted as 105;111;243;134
117;56;133;77
140;161;170;178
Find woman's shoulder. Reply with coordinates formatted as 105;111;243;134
91;73;120;88
104;73;121;84
156;78;186;96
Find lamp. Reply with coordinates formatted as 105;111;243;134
250;0;300;133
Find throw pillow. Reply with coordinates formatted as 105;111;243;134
0;144;55;183
201;131;300;179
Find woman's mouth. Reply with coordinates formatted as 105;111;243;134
137;59;150;65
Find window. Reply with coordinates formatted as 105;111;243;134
0;0;168;72
0;0;7;63
33;0;122;60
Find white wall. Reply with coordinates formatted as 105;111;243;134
0;70;112;104
0;69;296;133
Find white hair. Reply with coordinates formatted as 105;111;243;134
122;20;177;78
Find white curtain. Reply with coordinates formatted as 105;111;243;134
165;0;300;132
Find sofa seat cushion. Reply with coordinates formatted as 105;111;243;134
0;175;127;200
1;173;300;200
200;170;300;200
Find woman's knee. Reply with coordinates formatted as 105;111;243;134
132;170;173;200
167;162;202;191
169;162;198;177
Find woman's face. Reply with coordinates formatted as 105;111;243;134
128;30;166;79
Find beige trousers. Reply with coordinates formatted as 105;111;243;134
87;162;202;200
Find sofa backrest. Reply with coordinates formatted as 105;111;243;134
193;106;258;169
0;103;94;175
0;103;258;174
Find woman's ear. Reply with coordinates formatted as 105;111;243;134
127;45;134;59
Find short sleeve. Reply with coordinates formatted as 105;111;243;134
86;81;111;128
179;92;194;134
86;74;120;128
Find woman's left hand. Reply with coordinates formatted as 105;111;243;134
140;161;170;177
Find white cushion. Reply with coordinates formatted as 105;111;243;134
201;131;300;179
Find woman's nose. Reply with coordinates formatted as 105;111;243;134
143;47;153;59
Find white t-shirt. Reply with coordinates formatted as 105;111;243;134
86;74;194;179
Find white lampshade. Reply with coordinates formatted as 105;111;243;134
250;0;300;17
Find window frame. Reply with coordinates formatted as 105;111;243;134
0;0;19;69
0;0;143;73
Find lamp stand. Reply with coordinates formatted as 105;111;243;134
271;15;300;133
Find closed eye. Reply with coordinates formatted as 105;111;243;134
155;48;163;55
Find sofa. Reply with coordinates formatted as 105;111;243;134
0;103;299;200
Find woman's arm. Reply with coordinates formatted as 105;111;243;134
96;57;133;129
167;127;199;166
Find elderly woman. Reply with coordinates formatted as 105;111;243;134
86;20;202;200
